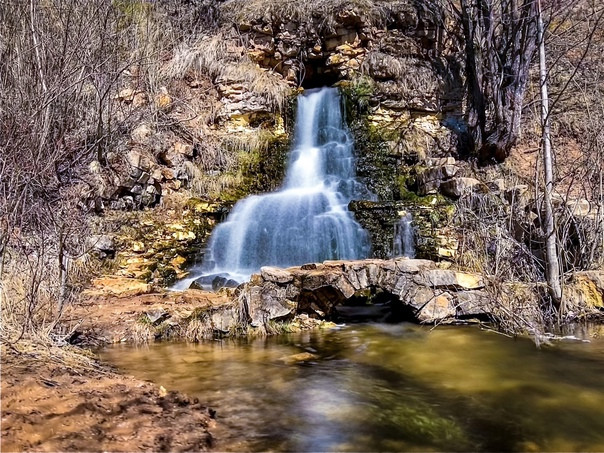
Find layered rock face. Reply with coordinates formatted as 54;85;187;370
226;1;461;138
214;1;469;263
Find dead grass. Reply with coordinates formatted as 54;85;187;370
220;0;395;31
184;317;215;342
165;34;291;112
452;192;542;282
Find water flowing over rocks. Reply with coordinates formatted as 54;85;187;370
187;87;372;286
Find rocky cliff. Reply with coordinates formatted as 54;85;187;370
77;0;602;321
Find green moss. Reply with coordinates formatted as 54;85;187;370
137;314;152;326
155;264;177;285
139;269;153;282
339;75;375;119
339;80;404;201
222;132;290;201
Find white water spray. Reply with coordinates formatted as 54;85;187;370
393;213;416;258
174;88;372;289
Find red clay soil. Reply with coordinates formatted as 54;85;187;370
1;348;215;452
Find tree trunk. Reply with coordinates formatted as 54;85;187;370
456;0;538;162
537;0;562;306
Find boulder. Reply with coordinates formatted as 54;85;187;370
417;164;459;195
261;266;294;284
454;290;491;316
440;177;484;198
416;292;456;323
86;235;115;255
419;269;484;290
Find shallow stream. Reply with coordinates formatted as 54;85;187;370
101;324;604;452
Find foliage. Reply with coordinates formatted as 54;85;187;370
0;0;189;346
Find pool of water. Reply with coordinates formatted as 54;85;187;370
101;324;604;452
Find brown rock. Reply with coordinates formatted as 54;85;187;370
261;266;294;284
440;177;483;198
416;292;455;323
84;277;152;298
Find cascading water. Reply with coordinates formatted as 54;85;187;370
393;213;416;258
174;87;372;290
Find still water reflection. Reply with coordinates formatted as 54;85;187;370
101;324;604;452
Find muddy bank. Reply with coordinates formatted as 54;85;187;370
0;347;215;452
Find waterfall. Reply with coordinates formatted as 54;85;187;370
174;87;372;290
393;213;416;258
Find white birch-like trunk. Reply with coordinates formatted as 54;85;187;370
537;0;563;305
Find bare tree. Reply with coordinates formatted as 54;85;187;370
449;0;539;162
537;0;562;304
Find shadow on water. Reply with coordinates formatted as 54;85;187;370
101;324;604;452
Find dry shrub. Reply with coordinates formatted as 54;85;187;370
220;0;393;31
165;35;291;112
362;54;440;96
1;246;74;346
184;317;215;342
452;192;541;282
484;281;547;339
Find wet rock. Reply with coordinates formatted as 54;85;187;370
211;276;239;291
279;352;318;364
190;274;239;291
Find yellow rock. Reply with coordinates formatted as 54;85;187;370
573;276;604;308
279;352;317;365
132;241;145;252
326;54;346;66
173;231;196;241
437;247;456;258
84;277;152;298
346;58;360;70
418;293;455;323
454;272;484;289
170;255;187;268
